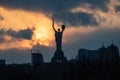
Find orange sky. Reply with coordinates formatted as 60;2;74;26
0;0;120;50
0;7;55;50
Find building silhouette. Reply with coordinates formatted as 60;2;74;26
77;49;87;62
0;59;6;67
77;49;97;64
107;42;119;65
31;51;44;67
98;44;107;67
77;43;119;67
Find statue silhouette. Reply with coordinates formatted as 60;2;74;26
51;18;67;63
52;18;65;51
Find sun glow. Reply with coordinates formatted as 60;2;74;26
33;24;54;47
0;7;55;50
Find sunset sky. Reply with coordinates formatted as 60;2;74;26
0;0;120;64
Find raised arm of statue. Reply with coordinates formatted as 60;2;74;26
52;18;57;32
61;25;65;33
53;25;57;32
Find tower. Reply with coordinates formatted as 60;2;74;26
98;44;107;68
107;42;119;65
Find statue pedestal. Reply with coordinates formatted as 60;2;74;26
51;50;67;63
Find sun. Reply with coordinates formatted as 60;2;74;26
33;22;54;47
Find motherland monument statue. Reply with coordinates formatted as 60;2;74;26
51;18;67;63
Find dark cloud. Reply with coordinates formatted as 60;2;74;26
0;0;109;12
115;5;120;12
0;37;5;43
80;0;109;12
0;0;109;26
0;29;5;35
17;28;33;39
55;12;98;26
0;28;33;40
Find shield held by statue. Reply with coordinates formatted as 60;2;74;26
62;25;65;31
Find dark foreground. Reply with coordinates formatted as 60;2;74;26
0;62;120;80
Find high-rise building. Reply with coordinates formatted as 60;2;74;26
107;42;119;64
31;52;44;67
77;43;119;67
98;44;107;65
77;49;98;64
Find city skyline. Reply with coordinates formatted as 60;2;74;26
0;0;120;64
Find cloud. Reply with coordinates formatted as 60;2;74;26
0;7;55;48
0;28;34;50
55;12;98;26
115;5;120;12
0;28;33;40
0;36;5;43
0;0;109;11
0;0;110;26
